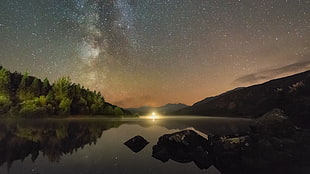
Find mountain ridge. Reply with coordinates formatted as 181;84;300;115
127;103;188;115
174;70;310;126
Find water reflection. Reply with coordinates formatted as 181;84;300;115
0;116;308;174
0;117;253;174
0;119;122;168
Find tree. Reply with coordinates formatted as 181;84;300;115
114;107;124;115
0;66;128;117
103;105;114;115
19;99;47;118
90;94;105;114
36;95;47;106
42;78;51;95
53;77;71;102
17;72;31;101
0;67;12;113
0;95;12;114
59;97;72;115
30;78;41;97
0;67;10;93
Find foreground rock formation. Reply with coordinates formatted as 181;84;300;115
152;129;213;169
152;109;310;174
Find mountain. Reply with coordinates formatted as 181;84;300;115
193;87;245;106
174;70;310;125
0;66;130;117
127;103;188;115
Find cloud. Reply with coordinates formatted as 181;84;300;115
234;59;310;84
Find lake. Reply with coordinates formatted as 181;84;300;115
0;116;308;174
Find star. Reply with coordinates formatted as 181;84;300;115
0;0;308;108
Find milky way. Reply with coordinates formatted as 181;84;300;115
0;0;309;107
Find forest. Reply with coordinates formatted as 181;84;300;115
0;66;128;117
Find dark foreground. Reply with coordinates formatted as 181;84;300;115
0;111;309;174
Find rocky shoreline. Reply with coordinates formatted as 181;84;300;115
126;109;310;174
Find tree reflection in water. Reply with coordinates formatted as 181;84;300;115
0;119;122;169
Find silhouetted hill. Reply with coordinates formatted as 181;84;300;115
0;66;130;117
127;103;188;115
175;70;310;126
193;87;245;106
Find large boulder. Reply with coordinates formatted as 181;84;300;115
152;129;214;169
254;108;297;138
152;129;253;172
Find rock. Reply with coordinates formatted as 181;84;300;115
213;151;245;174
254;108;297;138
152;145;170;162
257;108;288;123
152;119;308;173
152;129;213;169
124;135;149;153
220;136;250;150
206;165;222;174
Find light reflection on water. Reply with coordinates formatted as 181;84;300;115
0;116;254;174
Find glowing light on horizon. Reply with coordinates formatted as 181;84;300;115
151;112;157;121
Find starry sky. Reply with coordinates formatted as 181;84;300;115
0;0;309;108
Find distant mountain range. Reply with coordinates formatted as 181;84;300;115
174;70;310;126
127;103;188;115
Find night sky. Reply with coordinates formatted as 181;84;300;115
0;0;309;108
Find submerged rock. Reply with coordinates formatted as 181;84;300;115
124;135;149;153
152;129;213;169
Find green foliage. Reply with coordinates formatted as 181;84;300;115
0;66;128;117
19;99;47;118
46;91;55;103
0;95;12;114
36;95;47;106
0;67;10;93
17;72;33;101
0;67;12;113
42;78;51;95
90;94;105;114
114;107;124;115
30;78;41;97
53;77;71;102
0;95;10;104
90;103;103;114
59;97;72;115
103;105;114;115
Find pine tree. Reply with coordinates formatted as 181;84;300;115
53;77;71;102
0;67;10;94
17;72;29;101
30;78;41;97
42;78;51;95
0;67;12;113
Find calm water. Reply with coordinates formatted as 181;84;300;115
0;116;254;174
